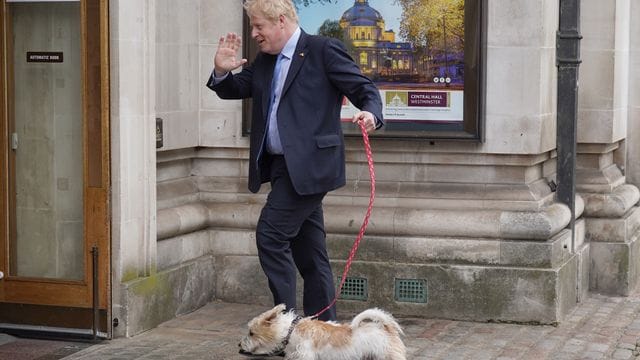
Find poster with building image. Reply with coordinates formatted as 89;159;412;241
297;0;465;132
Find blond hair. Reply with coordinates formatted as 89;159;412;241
244;0;299;24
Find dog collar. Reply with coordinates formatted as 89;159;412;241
268;315;302;356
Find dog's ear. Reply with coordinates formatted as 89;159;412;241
265;304;287;323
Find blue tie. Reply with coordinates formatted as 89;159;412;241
267;54;285;154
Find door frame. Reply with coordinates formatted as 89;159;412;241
0;0;110;337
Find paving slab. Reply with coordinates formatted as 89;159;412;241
4;289;640;360
0;337;92;360
61;290;640;360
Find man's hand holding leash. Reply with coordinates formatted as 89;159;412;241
352;110;377;134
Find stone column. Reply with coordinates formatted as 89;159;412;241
628;1;640;187
578;0;640;295
199;0;246;149
110;0;158;337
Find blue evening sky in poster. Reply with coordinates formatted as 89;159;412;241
297;0;404;41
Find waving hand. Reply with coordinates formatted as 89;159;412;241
214;33;248;76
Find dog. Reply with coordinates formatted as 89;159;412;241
239;304;406;359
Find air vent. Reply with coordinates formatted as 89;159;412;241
395;278;428;303
338;276;368;301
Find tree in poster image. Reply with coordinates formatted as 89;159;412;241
317;18;355;56
317;19;343;41
293;0;335;8
394;0;464;81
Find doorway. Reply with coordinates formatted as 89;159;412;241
0;0;110;338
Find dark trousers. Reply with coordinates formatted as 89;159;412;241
256;155;337;321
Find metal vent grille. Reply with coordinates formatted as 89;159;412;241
395;278;428;303
338;276;368;301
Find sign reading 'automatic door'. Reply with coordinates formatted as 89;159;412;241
26;51;64;63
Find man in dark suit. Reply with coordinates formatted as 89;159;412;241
207;0;382;321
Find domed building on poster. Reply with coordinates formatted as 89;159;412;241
338;0;414;79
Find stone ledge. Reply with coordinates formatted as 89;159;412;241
193;144;552;165
589;234;640;296
328;230;575;268
586;206;640;243
581;184;640;218
157;201;571;241
201;227;578;268
576;164;626;193
118;256;216;337
157;177;199;210
215;254;580;324
157;230;211;271
193;176;556;211
157;202;210;240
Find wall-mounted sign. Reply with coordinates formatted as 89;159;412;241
242;0;486;141
156;118;163;149
26;51;63;63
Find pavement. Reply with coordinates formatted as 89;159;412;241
0;334;92;360
3;289;640;360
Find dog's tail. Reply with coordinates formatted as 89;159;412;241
350;308;404;336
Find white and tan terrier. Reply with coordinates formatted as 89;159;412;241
239;304;406;359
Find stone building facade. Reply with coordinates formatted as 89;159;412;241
103;0;640;337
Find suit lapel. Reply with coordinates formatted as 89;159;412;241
281;31;308;98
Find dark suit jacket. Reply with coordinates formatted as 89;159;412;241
207;31;383;195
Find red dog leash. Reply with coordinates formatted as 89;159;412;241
312;120;376;319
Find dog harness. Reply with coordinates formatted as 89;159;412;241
267;315;303;356
239;314;303;357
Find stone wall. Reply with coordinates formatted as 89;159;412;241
578;0;640;295
110;0;158;338
628;0;640;187
151;0;582;333
111;0;640;337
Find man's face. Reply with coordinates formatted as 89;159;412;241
250;14;286;55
